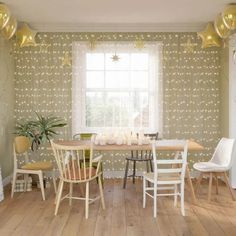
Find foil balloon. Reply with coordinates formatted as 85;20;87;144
16;23;37;48
214;14;230;39
2;16;17;40
222;4;236;30
198;23;221;48
0;3;10;30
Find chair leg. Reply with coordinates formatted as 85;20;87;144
52;171;57;194
69;183;73;206
55;179;64;215
85;182;89;219
133;161;136;184
123;160;129;189
153;183;157;218
195;173;203;195
208;172;213;202
223;172;236;201
146;161;150;173
215;174;219;195
98;175;105;210
38;172;45;201
180;183;185;216
174;184;178;207
24;174;28;192
143;177;146;208
11;172;17;198
150;160;153;172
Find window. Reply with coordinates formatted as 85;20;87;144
72;42;163;134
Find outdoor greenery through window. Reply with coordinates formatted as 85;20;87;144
72;42;163;134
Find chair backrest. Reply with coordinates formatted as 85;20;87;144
73;133;95;140
14;136;31;154
152;139;188;181
131;132;159;160
13;136;31;169
210;138;236;169
51;140;97;182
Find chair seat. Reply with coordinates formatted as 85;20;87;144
64;167;97;180
143;172;181;184
21;161;53;171
193;162;228;172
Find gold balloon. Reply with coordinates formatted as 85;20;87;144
2;16;17;40
0;3;10;30
214;14;230;39
222;4;236;30
198;23;221;48
16;23;37;48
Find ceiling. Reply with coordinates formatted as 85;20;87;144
3;0;234;32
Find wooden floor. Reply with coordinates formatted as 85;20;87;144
1;179;236;236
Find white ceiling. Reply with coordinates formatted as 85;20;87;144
3;0;234;32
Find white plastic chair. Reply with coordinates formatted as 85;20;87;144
194;138;236;201
51;139;105;219
11;136;57;200
143;140;188;217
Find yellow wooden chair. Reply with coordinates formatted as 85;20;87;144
11;136;57;200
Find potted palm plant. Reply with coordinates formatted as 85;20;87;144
15;113;67;151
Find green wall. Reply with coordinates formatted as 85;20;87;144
0;37;15;179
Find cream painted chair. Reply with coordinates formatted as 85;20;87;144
11;136;57;201
143;140;188;217
51;139;105;219
194;138;236;201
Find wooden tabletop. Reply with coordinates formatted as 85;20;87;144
53;140;204;152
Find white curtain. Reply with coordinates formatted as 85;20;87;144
72;41;163;136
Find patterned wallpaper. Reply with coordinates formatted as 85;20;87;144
13;32;221;174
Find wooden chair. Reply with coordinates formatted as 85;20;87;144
194;138;236;202
73;133;104;185
123;132;158;189
11;136;57;201
143;140;188;217
51;139;105;219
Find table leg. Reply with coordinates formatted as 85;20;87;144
186;164;197;204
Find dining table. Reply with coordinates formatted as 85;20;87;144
53;139;204;204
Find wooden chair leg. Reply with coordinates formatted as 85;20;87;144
85;182;89;219
123;160;129;189
143;177;146;208
195;173;203;195
69;183;73;206
55;179;64;215
11;172;17;198
24;174;28;192
133;161;136;184
215;173;219;195
150;160;153;172
223;172;236;201
98;175;105;209
38;172;45;201
208;172;213;202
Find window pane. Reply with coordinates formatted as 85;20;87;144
105;92;129;127
105;53;130;70
86;92;104;127
131;71;149;89
131;53;149;70
86;71;104;88
131;92;149;127
86;53;104;70
105;71;129;88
